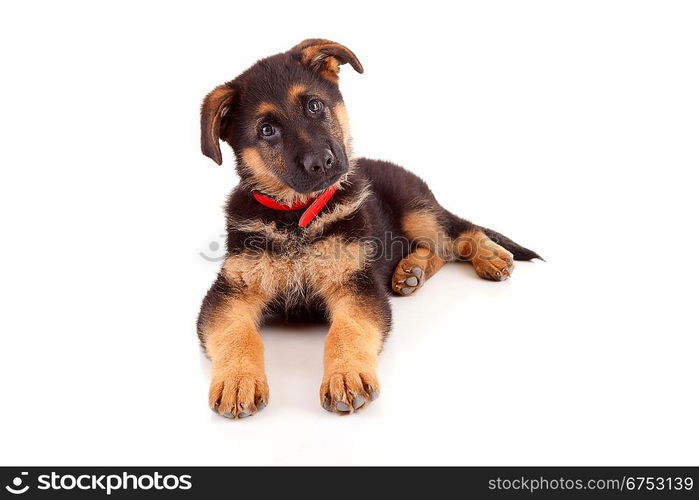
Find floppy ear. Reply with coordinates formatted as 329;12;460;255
291;39;363;82
200;84;237;165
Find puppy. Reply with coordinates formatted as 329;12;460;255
198;39;540;418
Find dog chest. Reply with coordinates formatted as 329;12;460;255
223;237;370;298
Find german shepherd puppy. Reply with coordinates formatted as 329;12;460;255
198;39;540;418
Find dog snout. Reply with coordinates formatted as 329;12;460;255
299;149;335;174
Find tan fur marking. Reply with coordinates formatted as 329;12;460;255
320;293;383;413
226;217;286;242
297;46;340;82
204;293;270;418
287;83;307;103
399;212;517;285
401;210;453;259
333;103;352;152
456;230;514;281
241;147;323;205
201;85;236;164
292;39;362;82
321;58;340;82
308;238;371;299
301;45;340;82
256;102;280;116
240;147;303;204
222;237;369;307
415;246;447;278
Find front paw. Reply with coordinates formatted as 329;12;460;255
209;370;269;419
320;369;379;415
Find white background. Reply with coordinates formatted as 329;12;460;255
1;1;697;466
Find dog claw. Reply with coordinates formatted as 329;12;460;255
238;410;251;418
394;262;425;296
322;371;379;414
222;411;234;419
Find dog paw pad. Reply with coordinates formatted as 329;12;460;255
393;262;425;296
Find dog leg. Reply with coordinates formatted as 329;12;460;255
203;294;269;419
319;291;389;414
455;230;514;281
198;264;272;419
400;209;516;282
391;246;446;295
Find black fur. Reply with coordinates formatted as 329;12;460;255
197;39;540;345
482;227;543;261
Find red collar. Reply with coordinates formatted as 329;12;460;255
252;185;338;228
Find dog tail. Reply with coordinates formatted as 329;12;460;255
481;227;543;261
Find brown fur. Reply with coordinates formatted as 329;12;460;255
399;212;516;284
332;103;352;154
304;184;369;234
401;209;453;259
320;293;383;413
197;39;540;419
225;184;370;240
207;236;380;416
287;83;307;103
200;85;236;165
220;236;370;310
392;246;447;294
240;147;299;203
291;39;363;82
205;294;269;418
256;102;281;116
456;229;515;281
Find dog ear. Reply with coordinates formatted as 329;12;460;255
291;39;363;82
200;84;237;165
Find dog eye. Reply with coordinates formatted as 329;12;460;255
307;99;324;114
259;123;276;137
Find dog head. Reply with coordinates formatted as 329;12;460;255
200;39;363;201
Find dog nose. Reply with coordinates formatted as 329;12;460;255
301;149;335;174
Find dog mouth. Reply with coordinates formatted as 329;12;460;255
287;167;347;194
308;170;345;192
